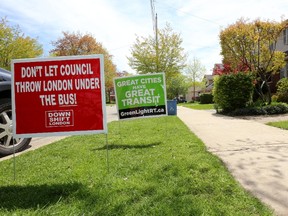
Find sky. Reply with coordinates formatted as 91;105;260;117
1;0;288;74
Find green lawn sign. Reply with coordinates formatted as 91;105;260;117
114;73;167;120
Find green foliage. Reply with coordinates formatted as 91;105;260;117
185;58;206;100
227;103;288;116
271;94;278;102
50;31;117;100
220;18;286;74
0;117;272;215
166;74;189;99
0;17;43;70
213;73;254;112
219;18;286;104
276;78;288;103
185;58;206;82
199;93;213;104
128;23;187;78
128;23;188;99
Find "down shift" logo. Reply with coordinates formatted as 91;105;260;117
45;110;74;127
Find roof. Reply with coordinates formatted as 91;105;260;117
204;74;213;81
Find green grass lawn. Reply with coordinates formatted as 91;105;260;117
0;117;272;215
180;102;214;110
267;120;288;130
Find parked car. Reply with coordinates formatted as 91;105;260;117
174;97;187;103
0;67;31;156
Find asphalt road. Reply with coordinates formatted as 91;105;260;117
0;105;118;161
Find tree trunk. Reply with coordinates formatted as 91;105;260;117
257;72;272;105
106;90;111;104
265;82;272;105
193;83;196;101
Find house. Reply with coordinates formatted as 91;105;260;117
275;27;288;79
185;74;214;102
267;26;288;92
185;85;203;102
202;74;214;93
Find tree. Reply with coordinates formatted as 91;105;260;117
185;57;206;100
128;24;187;99
128;23;187;79
116;70;134;77
212;63;233;75
50;31;117;102
0;17;43;70
220;18;287;104
166;73;189;99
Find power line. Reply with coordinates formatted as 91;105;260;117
155;1;221;27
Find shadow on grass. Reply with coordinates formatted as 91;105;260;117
94;142;162;151
0;182;86;210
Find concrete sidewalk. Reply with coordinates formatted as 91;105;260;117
177;106;288;216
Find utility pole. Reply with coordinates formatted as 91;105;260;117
155;13;158;73
150;0;158;72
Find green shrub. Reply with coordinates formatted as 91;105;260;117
199;93;213;104
271;95;278;103
227;103;288;116
213;73;254;112
276;78;288;103
228;107;266;116
264;103;288;114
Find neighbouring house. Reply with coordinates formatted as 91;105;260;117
268;26;288;92
185;86;203;102
212;63;225;75
275;27;288;78
108;88;115;103
184;74;214;102
202;74;214;93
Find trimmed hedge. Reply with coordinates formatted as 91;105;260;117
213;73;254;112
226;103;288;116
199;93;213;104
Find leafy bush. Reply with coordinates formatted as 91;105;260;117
276;78;288;103
213;73;254;112
227;103;288;116
228;107;266;116
199;93;213;104
271;94;278;102
264;103;288;114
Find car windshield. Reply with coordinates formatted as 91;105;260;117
0;68;11;81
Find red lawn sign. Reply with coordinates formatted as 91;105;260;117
11;55;107;137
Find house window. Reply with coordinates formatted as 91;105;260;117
269;43;275;51
284;28;288;45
